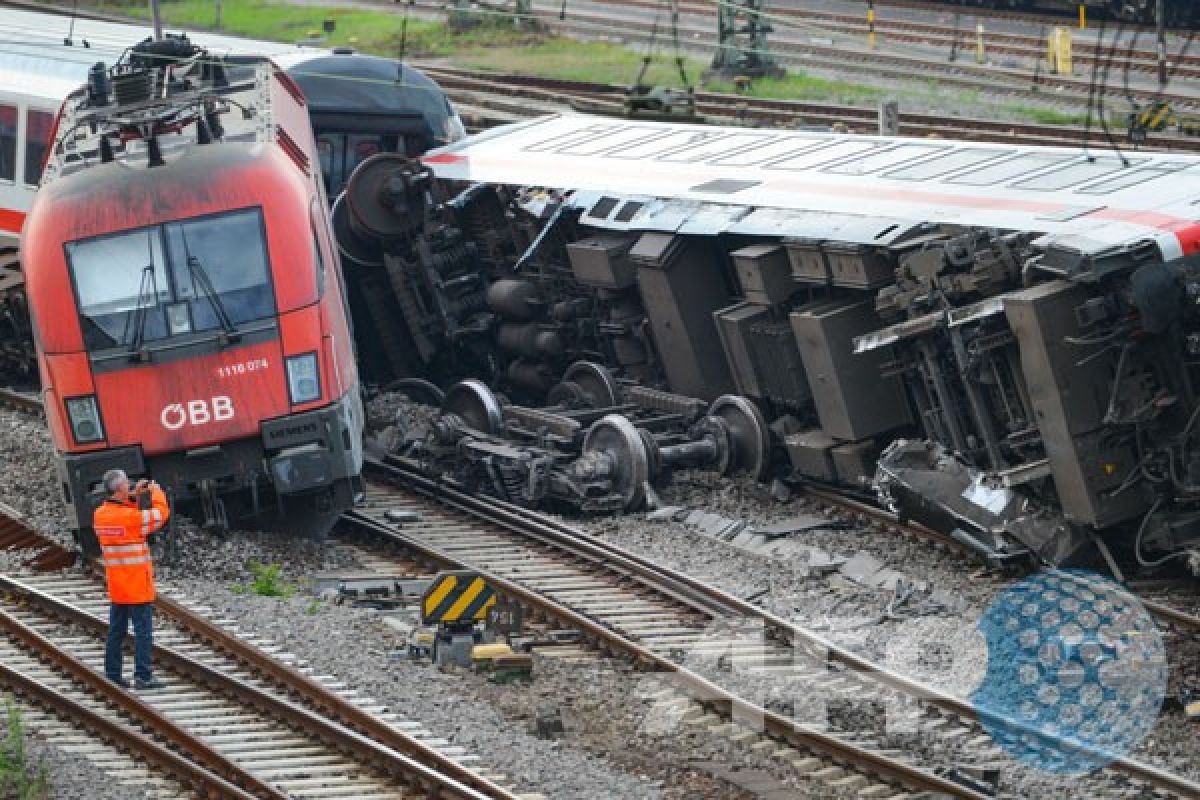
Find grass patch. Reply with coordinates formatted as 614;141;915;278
0;698;49;800
1006;104;1121;127
708;73;884;104
232;560;295;598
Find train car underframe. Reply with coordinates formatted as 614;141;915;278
60;391;364;555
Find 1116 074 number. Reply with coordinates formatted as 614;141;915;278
217;358;269;379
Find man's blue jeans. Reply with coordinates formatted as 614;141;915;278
105;603;154;683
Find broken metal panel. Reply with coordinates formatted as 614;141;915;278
1003;281;1148;527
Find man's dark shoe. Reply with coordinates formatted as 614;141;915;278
107;676;130;688
134;676;164;690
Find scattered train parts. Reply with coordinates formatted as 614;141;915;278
339;115;1200;574
392;366;768;512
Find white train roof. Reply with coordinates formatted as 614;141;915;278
422;114;1200;260
0;8;317;105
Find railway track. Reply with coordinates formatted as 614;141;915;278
420;63;1200;152
0;507;524;800
797;483;1200;635
402;0;1200;113
351;455;1200;799
592;0;1200;80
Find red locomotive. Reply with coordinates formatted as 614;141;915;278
21;39;363;548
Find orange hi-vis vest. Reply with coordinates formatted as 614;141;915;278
93;487;169;604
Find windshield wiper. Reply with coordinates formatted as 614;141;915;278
123;265;158;361
186;254;241;343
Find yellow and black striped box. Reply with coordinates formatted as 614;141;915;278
421;570;497;624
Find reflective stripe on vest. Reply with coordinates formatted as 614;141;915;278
140;509;162;535
101;543;150;567
103;554;152;567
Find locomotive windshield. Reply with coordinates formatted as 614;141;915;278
66;208;274;353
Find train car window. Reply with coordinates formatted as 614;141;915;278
1076;162;1193;195
945;153;1071;186
66;209;273;352
883;148;1012;181
66;227;171;350
0;105;15;182
317;138;334;192
825;144;947;176
23;110;54;186
348;136;381;172
1011;157;1147;191
163;209;274;331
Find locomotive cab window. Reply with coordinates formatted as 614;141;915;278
66;208;274;353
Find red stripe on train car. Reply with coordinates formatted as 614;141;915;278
421;153;467;165
0;208;26;235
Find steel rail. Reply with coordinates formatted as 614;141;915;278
0;572;511;800
418;63;1200;152
0;658;258;800
366;456;1200;799
0;604;279;799
800;483;1200;633
151;591;522;800
358;459;997;799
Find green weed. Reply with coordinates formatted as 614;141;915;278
245;560;295;599
0;697;50;800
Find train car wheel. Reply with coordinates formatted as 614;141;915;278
562;361;621;409
582;414;649;511
708;395;771;481
442;379;505;434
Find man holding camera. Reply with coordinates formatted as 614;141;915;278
94;469;170;690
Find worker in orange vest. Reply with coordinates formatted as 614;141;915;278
95;469;170;689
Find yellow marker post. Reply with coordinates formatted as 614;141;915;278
1056;27;1073;75
1079;4;1086;30
976;24;985;65
868;4;876;50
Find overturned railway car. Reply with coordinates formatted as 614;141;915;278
339;115;1200;572
23;46;364;547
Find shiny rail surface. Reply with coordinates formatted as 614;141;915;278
357;456;1200;799
0;507;515;800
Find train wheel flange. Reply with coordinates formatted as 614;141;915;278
562;361;621;409
638;427;664;481
708;395;770;480
442;379;504;435
385;377;445;407
582;414;648;511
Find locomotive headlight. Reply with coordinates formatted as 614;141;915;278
286;352;320;405
65;395;104;444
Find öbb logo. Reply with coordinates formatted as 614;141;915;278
160;397;234;430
